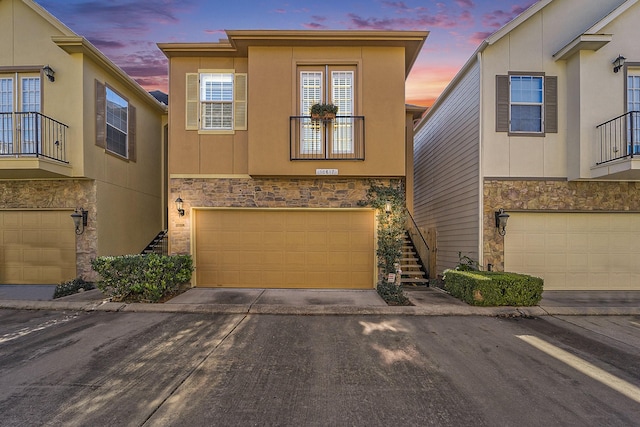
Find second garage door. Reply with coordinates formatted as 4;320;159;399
504;212;640;290
194;209;375;288
0;210;76;284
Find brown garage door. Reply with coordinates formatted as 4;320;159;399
194;209;375;288
0;211;76;284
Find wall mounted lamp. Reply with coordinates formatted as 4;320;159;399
613;55;626;73
70;208;88;235
385;202;392;216
42;65;55;82
175;196;185;216
495;208;510;236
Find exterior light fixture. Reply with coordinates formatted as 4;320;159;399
70;208;88;235
613;55;626;73
42;65;55;82
175;196;185;216
385;202;392;216
495;208;510;236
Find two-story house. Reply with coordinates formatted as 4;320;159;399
159;30;428;288
0;0;167;284
414;0;640;290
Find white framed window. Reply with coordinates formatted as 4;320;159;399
0;74;41;154
627;70;640;154
106;87;128;157
185;71;247;132
510;75;543;133
298;66;355;156
496;73;557;135
95;81;136;161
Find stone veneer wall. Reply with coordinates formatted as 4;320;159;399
0;179;98;280
483;179;640;271
169;177;398;254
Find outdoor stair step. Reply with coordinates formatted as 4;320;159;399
400;277;429;284
401;270;426;276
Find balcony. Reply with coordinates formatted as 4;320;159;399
0;112;71;178
290;115;365;161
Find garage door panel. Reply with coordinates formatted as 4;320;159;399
0;211;76;284
195;209;374;288
505;212;640;290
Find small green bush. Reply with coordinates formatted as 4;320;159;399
377;280;411;306
54;277;95;299
443;269;543;306
91;254;193;303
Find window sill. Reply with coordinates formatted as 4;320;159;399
197;129;235;135
507;131;546;137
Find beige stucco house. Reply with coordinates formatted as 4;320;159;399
0;0;167;284
159;30;427;288
414;0;640;290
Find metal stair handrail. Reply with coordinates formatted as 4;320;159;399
405;209;430;277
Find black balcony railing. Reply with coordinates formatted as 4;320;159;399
290;115;365;160
0;112;69;163
596;111;640;165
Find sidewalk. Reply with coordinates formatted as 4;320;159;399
0;285;639;316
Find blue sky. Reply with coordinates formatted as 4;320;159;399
37;0;536;106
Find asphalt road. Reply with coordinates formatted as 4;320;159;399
0;310;638;426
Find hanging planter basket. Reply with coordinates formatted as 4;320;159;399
310;103;338;121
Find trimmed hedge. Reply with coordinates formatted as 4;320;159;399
91;254;193;302
54;277;95;299
443;270;543;306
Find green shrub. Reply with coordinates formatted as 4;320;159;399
54;277;95;299
91;254;193;303
443;269;543;306
376;280;411;306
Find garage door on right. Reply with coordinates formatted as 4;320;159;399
504;212;640;290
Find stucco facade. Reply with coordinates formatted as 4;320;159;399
160;31;428;288
0;0;166;283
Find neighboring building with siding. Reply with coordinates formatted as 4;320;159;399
0;0;167;284
159;30;427;289
414;0;640;290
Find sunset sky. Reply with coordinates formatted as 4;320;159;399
37;0;536;107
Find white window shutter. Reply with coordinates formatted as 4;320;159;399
234;73;247;130
185;73;199;130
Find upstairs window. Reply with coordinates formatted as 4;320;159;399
496;73;557;135
95;81;136;161
185;71;247;132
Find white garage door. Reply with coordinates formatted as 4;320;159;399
0;211;77;284
505;212;640;290
194;209;375;288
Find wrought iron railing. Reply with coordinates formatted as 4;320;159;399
0;112;69;163
405;210;430;278
596;111;640;165
290;115;365;160
141;230;168;255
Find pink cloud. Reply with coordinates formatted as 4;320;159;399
455;0;474;8
482;2;535;29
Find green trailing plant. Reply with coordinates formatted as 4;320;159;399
360;180;412;305
91;254;193;303
310;103;339;118
53;277;95;299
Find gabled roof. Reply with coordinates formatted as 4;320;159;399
159;30;429;78
17;0;166;112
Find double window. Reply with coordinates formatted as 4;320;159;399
0;73;41;154
496;73;557;135
185;71;247;132
299;65;356;155
96;81;136;160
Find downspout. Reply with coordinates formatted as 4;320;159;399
477;50;485;270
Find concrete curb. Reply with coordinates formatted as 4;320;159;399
2;298;637;316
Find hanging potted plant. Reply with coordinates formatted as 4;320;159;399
310;103;339;121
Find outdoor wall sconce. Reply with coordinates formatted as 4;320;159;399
175;196;185;216
495;208;510;236
613;55;626;73
70;208;88;235
42;65;55;82
385;202;392;216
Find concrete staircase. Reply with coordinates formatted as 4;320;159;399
400;232;429;286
